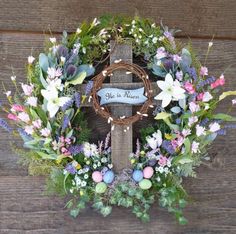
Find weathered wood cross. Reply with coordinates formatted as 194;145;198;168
82;41;157;172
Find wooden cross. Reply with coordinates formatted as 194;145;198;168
109;41;133;171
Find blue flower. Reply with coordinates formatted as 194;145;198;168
0;118;12;132
85;81;93;96
74;92;81;108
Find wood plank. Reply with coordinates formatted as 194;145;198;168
109;41;132;171
0;0;236;38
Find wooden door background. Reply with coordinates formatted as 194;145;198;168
0;1;236;233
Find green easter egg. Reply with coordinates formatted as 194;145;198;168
139;179;152;190
95;182;107;194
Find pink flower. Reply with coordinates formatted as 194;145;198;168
184;81;195;94
191;141;200;153
189;102;200;113
40;128;51;137
209;122;220;132
27;97;37;107
196;125;206;137
200;66;208;76
24;125;34;135
18;112;30;123
65;138;71;144
211;74;225;89
28;56;35;64
32;119;42;129
172;54;182;64
197;92;204;101
155;47;167;60
7;113;18;121
11;104;25;112
47;67;62;80
158;155;168;167
188;116;198;127
182;129;191;137
171;135;184;150
202;92;213;102
21;83;34;96
61;147;71;156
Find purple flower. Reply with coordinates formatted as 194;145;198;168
187;67;198;81
66;64;77;77
62;114;70;132
199;118;209;126
61;98;74;111
74;92;81;108
85;81;93;96
65;163;77;175
216;129;226;135
17;128;33;141
197;76;216;89
57;45;69;58
0;118;12;132
162;140;175;155
68;145;83;155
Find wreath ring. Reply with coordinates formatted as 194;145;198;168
91;61;153;125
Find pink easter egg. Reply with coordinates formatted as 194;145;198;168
92;171;103;183
143;166;154;179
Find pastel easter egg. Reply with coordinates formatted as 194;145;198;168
95;182;107;194
92;171;103;183
132;170;144;182
103;170;115;184
143;166;154;179
139;179;152;190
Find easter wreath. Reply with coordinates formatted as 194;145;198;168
1;15;236;224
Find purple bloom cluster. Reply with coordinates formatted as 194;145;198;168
85;81;93;96
65;163;77;175
199;118;209;126
62;114;70;132
0;118;12;132
187;67;197;81
74;92;81;108
196;76;216;89
162;140;175;155
17;128;33;141
68;144;83;155
61;98;74;111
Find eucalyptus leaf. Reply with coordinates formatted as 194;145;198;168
77;64;95;77
155;112;172;120
212;113;236;122
65;71;86;87
170;106;181;114
36;151;57;160
39;53;49;72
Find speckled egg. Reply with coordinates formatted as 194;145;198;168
103;170;115;184
92;171;103;183
139;179;152;190
132;170;144;182
143;166;154;179
95;182;107;194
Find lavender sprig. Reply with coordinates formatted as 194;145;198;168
0;118;12;132
74;92;81;108
62;114;70;132
197;76;216;89
104;132;111;150
68;145;83;155
85;81;93;96
61;98;74;112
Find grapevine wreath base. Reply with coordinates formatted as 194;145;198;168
1;16;236;224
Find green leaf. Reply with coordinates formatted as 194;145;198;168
155;112;172;120
179;199;187;208
219;90;236;101
178;216;188;225
212;113;236;122
101;206;112;217
70;209;80;218
36;151;57;160
39;69;48;88
184;138;191;154
39;53;49;72
178;156;193;164
65;71;86;87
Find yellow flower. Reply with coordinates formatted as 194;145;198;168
131;159;136;164
80;190;84;196
165;133;172;140
86;160;91;165
76;164;81;169
140;151;145;156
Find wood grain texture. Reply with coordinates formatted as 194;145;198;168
0;5;236;232
110;41;132;171
0;0;236;38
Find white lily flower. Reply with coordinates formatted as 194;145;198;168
152;130;163;147
146;130;163;149
41;87;71;118
155;73;185;108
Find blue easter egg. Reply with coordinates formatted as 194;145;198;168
132;170;144;182
103;170;115;184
